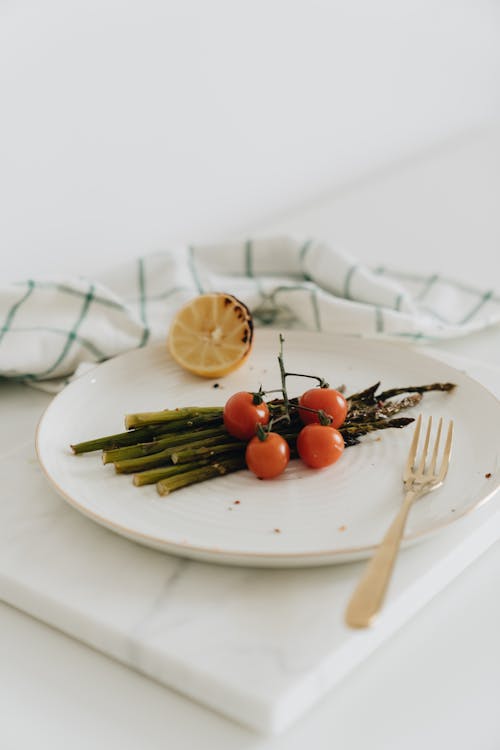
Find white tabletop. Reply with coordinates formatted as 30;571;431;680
1;128;500;747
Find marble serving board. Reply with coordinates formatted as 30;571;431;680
0;351;499;734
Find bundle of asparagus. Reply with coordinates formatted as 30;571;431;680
71;381;455;496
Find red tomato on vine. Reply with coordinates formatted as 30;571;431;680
245;432;290;479
223;392;269;440
297;424;345;468
298;388;347;428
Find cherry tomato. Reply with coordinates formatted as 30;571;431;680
245;432;290;479
297;424;345;468
223;391;270;440
298;388;348;428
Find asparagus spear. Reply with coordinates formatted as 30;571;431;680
377;382;456;401
102;425;227;464
346;393;422;422
114;434;244;474
346;382;381;405
346;381;455;406
341;416;414;437
156;456;247;496
133;459;213;486
71;425;164;454
125;406;223;430
71;413;223;454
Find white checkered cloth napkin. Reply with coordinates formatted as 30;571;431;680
1;237;499;391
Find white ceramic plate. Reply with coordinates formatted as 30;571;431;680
37;331;500;567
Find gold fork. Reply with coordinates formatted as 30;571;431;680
345;415;453;629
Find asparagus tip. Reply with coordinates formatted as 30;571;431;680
388;416;415;427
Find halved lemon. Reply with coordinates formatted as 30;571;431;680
168;293;254;378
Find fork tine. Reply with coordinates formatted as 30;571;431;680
437;420;453;481
403;414;422;481
429;417;443;475
416;416;433;476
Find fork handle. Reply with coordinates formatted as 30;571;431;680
345;490;419;628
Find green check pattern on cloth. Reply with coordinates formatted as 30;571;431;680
1;236;499;388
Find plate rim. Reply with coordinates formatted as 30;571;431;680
36;333;500;564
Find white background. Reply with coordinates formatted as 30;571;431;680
1;0;500;276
